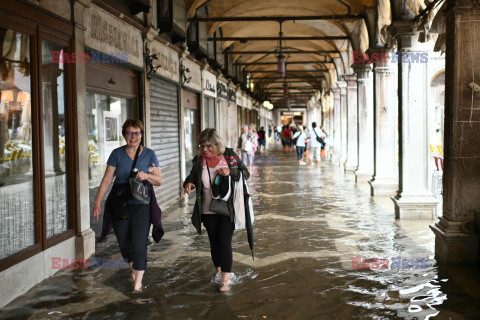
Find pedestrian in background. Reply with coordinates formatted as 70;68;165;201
258;126;266;153
292;125;309;165
238;125;254;166
309;122;326;165
249;125;258;164
281;125;292;153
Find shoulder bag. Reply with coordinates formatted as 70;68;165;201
111;146;148;220
313;129;325;145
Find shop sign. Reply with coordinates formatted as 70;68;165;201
236;90;243;106
217;80;228;100
202;71;217;98
181;59;201;92
85;6;143;68
247;98;253;110
281;112;303;116
243;95;249;109
227;88;236;103
149;41;179;83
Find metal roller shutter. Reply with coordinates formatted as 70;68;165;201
150;77;180;205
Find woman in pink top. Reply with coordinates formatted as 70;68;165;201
183;129;250;292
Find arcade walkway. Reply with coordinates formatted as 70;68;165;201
1;145;480;319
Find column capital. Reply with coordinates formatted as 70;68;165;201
331;86;341;99
352;63;372;73
336;80;347;95
342;74;357;89
388;20;431;52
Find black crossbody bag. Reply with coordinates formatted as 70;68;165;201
110;147;141;220
313;129;325;146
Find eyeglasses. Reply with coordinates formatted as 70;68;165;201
126;131;142;136
199;144;213;149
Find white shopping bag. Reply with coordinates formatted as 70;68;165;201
234;172;246;229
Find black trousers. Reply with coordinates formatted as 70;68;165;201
202;214;235;273
112;204;150;271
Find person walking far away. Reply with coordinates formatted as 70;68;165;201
238;124;254;166
292;125;310;165
309;122;326;165
257;126;266;153
281;125;292;153
183;128;250;292
93;119;163;293
249;125;258;164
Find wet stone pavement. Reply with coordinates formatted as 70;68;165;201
2;145;480;320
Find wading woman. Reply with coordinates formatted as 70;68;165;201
93;119;162;293
183;128;250;292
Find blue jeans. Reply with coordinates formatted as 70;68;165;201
296;146;305;160
112;204;150;270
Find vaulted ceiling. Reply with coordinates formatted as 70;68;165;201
186;0;435;108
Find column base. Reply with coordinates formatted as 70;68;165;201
344;162;357;173
355;170;373;183
391;195;438;219
430;217;480;264
75;228;96;259
368;178;397;196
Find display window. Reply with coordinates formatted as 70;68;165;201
0;3;76;271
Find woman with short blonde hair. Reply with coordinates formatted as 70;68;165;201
184;128;250;292
197;128;226;156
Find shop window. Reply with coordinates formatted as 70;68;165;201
0;28;34;260
86;93;135;188
42;40;69;238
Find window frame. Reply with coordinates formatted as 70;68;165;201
0;1;76;272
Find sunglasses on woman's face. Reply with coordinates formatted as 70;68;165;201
126;131;142;136
199;144;213;149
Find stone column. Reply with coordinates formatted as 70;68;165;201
353;63;374;182
331;87;341;162
430;0;480;263
368;49;399;196
390;21;439;219
338;81;348;167
343;75;358;172
73;0;95;260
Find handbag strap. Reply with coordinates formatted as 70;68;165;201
313;128;320;139
205;157;214;189
129;146;141;178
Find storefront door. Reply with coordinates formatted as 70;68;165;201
183;89;200;176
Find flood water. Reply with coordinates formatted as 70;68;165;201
1;146;480;319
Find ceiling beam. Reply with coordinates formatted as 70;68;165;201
260;79;321;83
246;70;328;73
209;36;348;41
189;14;365;22
226;50;339;54
265;86;318;89
249;76;324;80
238;61;334;65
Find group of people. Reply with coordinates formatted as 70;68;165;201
93;120;250;294
279;122;328;165
237;124;267;167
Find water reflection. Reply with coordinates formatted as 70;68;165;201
1;146;480;319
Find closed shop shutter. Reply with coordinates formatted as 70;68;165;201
150;77;181;205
